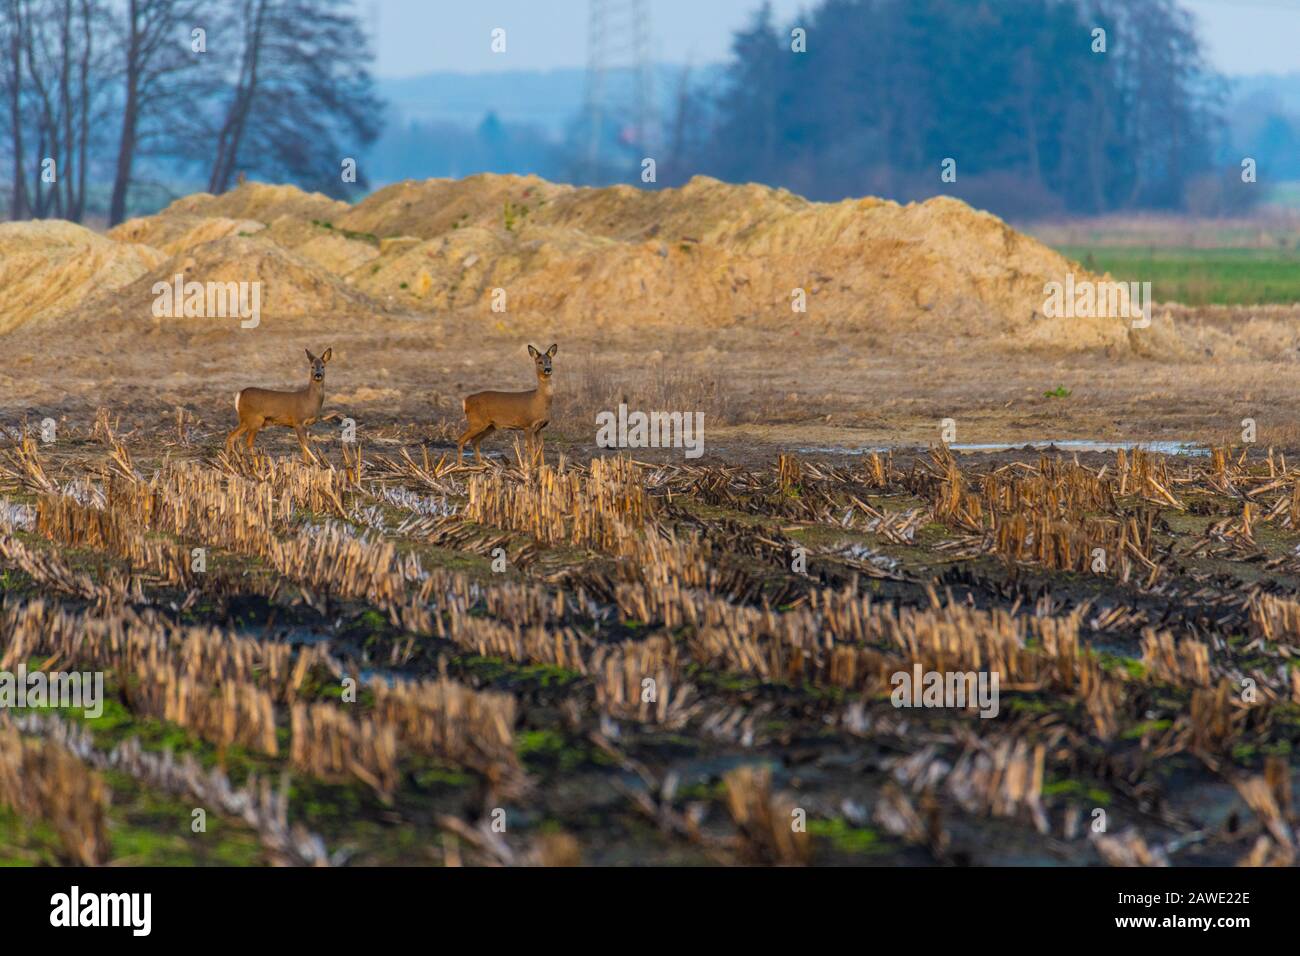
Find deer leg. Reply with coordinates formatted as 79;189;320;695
456;424;478;464
293;424;314;464
524;428;542;466
244;424;259;451
225;423;246;453
472;425;494;465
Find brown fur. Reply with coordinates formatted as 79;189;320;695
225;347;332;462
457;344;556;464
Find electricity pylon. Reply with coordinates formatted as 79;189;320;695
582;0;658;182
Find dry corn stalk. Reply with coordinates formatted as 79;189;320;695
0;722;111;865
723;764;811;865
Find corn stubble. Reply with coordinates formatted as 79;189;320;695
0;722;110;865
0;430;1297;866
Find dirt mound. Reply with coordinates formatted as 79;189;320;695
73;235;380;332
259;215;333;249
352;225;777;329
333;173;1135;351
353;225;610;311
295;232;381;277
108;214;265;255
337;174;805;245
532;176;810;244
338;173;569;240
0;221;166;334
248;216;382;279
0;174;1154;355
724;192;1133;347
517;181;1131;347
157;181;348;226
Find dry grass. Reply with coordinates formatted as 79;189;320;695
14;711;340;866
463;456;651;550
591;637;696;727
369;677;521;789
0;722;110;865
723;765;811;866
290;703;399;800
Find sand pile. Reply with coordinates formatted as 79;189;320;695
108;214;265;255
259;215;342;249
0;221;166;333
79;235;379;330
294;232;381;277
112;189;383;281
157;181;349;226
2;174;1167;355
338;174;807;245
329;173;1140;351
532;176;810;244
355;225;770;327
524;181;1143;348
337;173;568;240
354;225;609;311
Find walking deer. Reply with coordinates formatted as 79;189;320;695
225;347;333;462
457;344;557;464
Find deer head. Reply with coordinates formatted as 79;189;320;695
305;347;333;383
528;343;557;381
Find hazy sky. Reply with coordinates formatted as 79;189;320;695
366;0;1300;79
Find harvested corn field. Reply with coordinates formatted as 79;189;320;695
2;417;1298;867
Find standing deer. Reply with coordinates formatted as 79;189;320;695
225;347;333;462
457;344;557;464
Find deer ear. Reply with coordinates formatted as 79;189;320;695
546;344;557;357
527;345;540;359
321;348;332;364
305;348;316;363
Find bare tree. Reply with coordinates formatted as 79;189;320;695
0;0;103;221
1;0;32;219
107;0;200;225
201;0;381;196
206;0;268;194
73;0;94;220
23;0;68;216
3;0;380;222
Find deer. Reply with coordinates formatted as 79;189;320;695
457;344;557;464
225;347;333;462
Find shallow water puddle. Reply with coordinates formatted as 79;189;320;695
794;439;1209;457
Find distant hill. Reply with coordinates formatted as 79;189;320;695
375;65;720;136
364;65;723;185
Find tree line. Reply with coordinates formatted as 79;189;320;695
670;0;1235;218
0;0;1250;223
0;0;381;225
